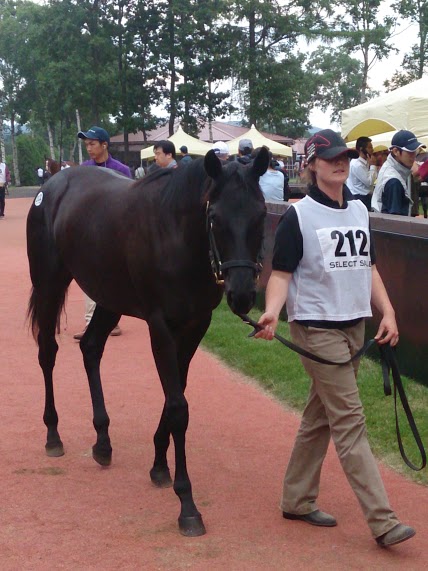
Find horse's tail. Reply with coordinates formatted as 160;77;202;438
26;189;70;343
27;287;68;343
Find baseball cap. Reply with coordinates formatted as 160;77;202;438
212;141;229;155
390;130;426;152
179;145;188;153
77;126;110;144
305;129;358;163
238;138;253;152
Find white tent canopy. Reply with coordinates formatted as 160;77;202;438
226;125;292;157
346;130;428;153
341;77;428;142
140;125;212;160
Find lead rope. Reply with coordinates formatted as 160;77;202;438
240;314;426;472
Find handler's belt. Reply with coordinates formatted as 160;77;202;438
240;314;426;472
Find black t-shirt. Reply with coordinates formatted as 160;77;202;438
272;184;376;329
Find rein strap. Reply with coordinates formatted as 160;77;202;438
240;314;426;472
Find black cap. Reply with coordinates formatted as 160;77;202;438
305;129;358;163
179;145;188;153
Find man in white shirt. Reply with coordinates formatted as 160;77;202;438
346;136;377;209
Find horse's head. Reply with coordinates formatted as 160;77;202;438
204;147;269;315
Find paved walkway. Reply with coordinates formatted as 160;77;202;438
0;197;427;570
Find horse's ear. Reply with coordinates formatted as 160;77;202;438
204;150;223;180
251;146;269;178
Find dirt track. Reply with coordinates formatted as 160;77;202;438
0;197;427;570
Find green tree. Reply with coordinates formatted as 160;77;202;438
386;0;428;90
16;134;49;186
229;0;334;132
333;0;396;102
309;47;379;123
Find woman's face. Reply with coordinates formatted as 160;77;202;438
311;154;350;187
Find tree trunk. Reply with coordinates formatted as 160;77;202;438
168;1;176;136
0;118;5;163
76;109;83;164
360;47;369;103
208;80;213;143
248;10;257;126
47;124;56;160
11;114;20;187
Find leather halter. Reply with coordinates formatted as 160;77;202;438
206;201;263;285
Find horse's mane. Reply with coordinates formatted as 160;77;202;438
132;160;211;212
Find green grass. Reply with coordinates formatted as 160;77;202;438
202;299;428;486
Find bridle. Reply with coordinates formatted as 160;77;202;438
206;201;263;285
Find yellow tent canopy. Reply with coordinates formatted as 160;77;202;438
346;130;428;153
341;77;428;142
227;125;292;157
140;125;212;160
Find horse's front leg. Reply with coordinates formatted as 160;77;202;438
150;403;173;487
80;307;120;466
149;313;211;536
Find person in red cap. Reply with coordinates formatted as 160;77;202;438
255;128;415;547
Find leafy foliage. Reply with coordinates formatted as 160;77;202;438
15;134;49;185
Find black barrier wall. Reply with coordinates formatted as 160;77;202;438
258;202;428;385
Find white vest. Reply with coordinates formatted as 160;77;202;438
287;196;372;322
371;153;411;214
0;163;7;185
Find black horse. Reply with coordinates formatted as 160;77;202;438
26;148;269;536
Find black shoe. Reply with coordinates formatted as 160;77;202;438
283;509;337;527
376;524;415;547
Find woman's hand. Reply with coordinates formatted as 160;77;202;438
375;312;399;346
254;312;278;340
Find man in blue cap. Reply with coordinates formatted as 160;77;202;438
77;125;131;178
372;130;425;215
74;126;131;339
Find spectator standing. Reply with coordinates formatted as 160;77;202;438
415;153;428;218
37;166;44;186
372;130;425;215
237;139;253;165
179;145;192;164
135;162;146;179
346;136;377;209
153;140;177;169
73;125;132;340
212;141;230;162
259;151;286;202
255;128;415;548
0;160;10;218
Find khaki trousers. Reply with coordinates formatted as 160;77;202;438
84;294;96;325
281;321;399;538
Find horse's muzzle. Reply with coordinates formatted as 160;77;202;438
225;269;257;315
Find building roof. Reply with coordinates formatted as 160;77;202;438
110;121;294;151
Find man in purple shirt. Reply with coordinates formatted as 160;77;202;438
78;125;131;177
73;126;131;339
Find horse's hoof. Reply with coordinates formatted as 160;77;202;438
150;466;173;488
178;514;206;537
45;443;64;457
92;446;112;466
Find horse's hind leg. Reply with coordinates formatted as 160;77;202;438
149;313;212;537
79;305;120;466
33;277;72;456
